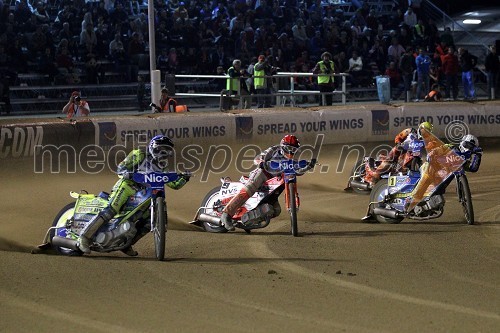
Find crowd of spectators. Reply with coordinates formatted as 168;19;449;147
0;0;497;104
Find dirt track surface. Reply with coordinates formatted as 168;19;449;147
1;142;499;333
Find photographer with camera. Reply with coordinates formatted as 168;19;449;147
62;91;90;118
313;52;335;106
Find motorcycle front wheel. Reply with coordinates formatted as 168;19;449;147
51;202;82;256
457;175;474;225
370;179;403;224
288;184;298;236
153;197;167;260
199;186;227;233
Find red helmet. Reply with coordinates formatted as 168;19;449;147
280;135;300;158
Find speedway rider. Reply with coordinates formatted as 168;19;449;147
220;135;316;231
408;132;482;210
77;135;190;255
364;121;433;185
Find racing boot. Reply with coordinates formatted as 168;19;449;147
220;212;235;231
77;207;116;254
121;246;138;257
220;189;251;231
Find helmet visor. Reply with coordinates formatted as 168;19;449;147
282;145;298;157
461;140;475;151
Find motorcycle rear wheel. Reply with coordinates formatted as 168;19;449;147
349;158;371;195
154;197;166;261
200;186;227;233
289;185;299;236
457;175;474;225
51;202;82;256
370;179;403;224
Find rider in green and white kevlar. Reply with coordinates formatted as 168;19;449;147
77;135;190;256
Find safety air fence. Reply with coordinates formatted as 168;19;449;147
1;102;500;160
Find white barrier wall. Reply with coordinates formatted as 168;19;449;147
2;102;500;158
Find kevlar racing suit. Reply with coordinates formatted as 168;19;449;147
220;145;313;229
77;149;189;254
364;128;415;185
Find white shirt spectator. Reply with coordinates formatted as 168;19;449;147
404;8;417;27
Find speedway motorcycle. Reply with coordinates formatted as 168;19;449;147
345;133;425;194
37;172;186;260
363;144;478;225
191;159;313;237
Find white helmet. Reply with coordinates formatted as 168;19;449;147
148;135;174;167
459;134;478;153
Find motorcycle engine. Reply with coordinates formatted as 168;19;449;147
95;221;137;248
241;204;274;226
413;195;445;216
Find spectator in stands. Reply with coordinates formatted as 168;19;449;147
403;7;417;28
399;47;415;101
33;2;50;24
415;48;431;101
485;45;499;100
80;22;97;56
440;27;454;49
292;18;308;51
348;50;366;88
37;46;58;84
109;32;129;80
385;61;404;100
413;19;427;47
313;51;335;106
387;37;405;66
94;20;110;59
441;46;459;101
63;91;90;118
458;47;477;101
14;0;32;26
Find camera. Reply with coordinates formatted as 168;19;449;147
74;96;81;103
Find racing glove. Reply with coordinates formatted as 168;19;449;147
309;159;317;169
119;171;133;180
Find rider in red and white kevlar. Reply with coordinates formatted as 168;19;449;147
364;121;433;185
220;135;316;231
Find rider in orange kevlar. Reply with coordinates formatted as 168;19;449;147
219;135;316;231
364;121;433;185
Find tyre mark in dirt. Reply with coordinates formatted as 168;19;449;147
250;241;500;321
140;258;381;333
0;290;138;333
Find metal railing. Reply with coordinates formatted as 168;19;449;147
172;72;350;109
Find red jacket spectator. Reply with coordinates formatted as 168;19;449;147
442;51;459;75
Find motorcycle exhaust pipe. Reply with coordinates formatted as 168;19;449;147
350;179;370;190
373;207;400;219
198;213;222;226
52;236;80;251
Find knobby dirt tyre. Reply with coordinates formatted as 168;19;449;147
154;197;166;260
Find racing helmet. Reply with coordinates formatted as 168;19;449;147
280;135;300;158
417;121;433;139
148;135;174;167
459;134;479;153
